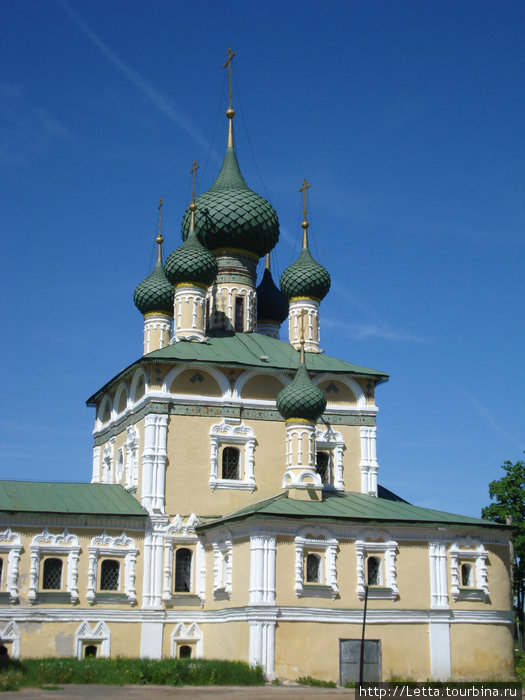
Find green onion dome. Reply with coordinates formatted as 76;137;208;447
133;260;174;315
181;147;279;258
256;265;288;324
164;228;218;287
280;246;331;301
276;360;327;422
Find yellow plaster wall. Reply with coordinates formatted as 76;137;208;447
318;380;357;405
450;623;515;680
241;374;285;401
171;369;222;397
274;622;431;682
200;622;249;662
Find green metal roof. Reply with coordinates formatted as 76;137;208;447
196;490;505;532
0;481;148;518
87;332;388;405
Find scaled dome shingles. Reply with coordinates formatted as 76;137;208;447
133;261;174;315
276;362;327;422
164;230;218;287
181;148;279;258
280;247;331;301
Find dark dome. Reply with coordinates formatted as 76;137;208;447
276;362;327;422
280;247;331;301
133;261;174;315
181;148;279;258
164;229;217;287
256;267;288;324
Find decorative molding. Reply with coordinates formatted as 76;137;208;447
171;621;203;658
0;528;22;603
449;536;489;602
315;426;345;490
75;620;110;659
162;515;205;605
102;437;115;484
29;528;80;605
249;619;275;680
212;538;233;599
0;620;20;658
294;526;339;599
209;418;256;492
141;414;168;513
87;531;138;606
355;532;398;601
124;425;139;491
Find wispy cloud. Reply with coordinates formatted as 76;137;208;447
323;317;429;343
459;389;524;450
56;0;210;153
0;80;76;164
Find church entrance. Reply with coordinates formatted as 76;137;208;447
339;639;381;684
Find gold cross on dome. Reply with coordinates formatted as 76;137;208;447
190;160;199;201
223;47;236;110
299;179;311;222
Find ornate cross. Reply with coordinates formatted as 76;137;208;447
223;47;236;111
190;160;199;201
299;179;311;222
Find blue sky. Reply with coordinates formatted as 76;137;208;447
1;0;523;517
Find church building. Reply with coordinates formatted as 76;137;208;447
0;55;515;683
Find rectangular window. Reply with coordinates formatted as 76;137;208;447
234;297;244;332
42;558;63;590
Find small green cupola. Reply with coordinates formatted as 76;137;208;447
164;202;217;288
134;199;174;354
256;254;288;338
276;349;327;422
280;180;331;352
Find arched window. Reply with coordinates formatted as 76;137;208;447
84;645;97;658
42;558;63;590
179;645;192;658
367;556;382;586
175;548;192;593
316;451;330;484
234;297;244;332
222;447;240;480
306;553;321;583
461;563;473;587
100;560;120;591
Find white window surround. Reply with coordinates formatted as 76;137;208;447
102;437;115;484
87;531;138;606
212;538;233;598
28;529;80;604
355;534;399;600
162;514;205;604
209;418;256;491
315;427;345;490
449;536;489;602
171;622;203;659
0;621;20;659
75;621;110;659
294;527;339;599
0;528;22;603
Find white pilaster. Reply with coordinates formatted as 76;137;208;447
140;622;163;659
359;426;379;496
429;616;451;680
249;620;276;680
429;541;449;609
141;414;169;513
249;535;276;604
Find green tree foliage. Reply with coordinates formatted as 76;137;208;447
481;456;525;650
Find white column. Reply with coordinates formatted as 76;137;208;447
249;620;276;680
429;541;449;609
92;446;100;483
359;426;379;496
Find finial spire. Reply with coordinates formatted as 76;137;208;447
156;197;164;263
299;179;311;248
265;253;271;271
189;160;199;231
223;46;236;147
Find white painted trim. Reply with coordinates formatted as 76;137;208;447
212;538;233;598
75;620;110;659
249;535;276;605
112;382;129;420
29;528;80;604
294;526;339;599
0;620;20;658
129;367;149;405
209;418;256;491
315;426;345;490
86;531;138;606
171;621;203;658
141;414;168;513
249;620;275;679
0;528;22;603
359;425;379;496
355;532;398;601
429;618;451;680
449;536;489;601
140;621;163;659
429;541;449;609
